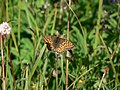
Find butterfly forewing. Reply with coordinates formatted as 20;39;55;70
43;36;55;50
43;36;74;54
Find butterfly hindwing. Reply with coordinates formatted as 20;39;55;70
55;38;74;53
43;35;74;54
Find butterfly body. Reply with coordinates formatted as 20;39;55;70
43;36;74;54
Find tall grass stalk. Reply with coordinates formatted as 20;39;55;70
35;8;55;58
1;35;6;90
18;0;22;89
25;64;28;90
66;0;71;89
97;0;119;88
5;0;8;20
5;0;8;90
117;1;120;90
28;45;46;86
18;0;21;47
98;31;118;89
118;0;120;31
98;67;109;90
55;55;58;90
6;36;13;90
10;50;16;90
65;1;84;35
43;9;55;34
93;0;102;55
65;59;68;90
51;8;57;35
66;1;87;55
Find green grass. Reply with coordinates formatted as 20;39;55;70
0;0;120;90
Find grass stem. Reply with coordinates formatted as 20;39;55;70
55;55;58;90
1;35;6;90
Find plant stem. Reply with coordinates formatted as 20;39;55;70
66;60;68;90
55;55;58;90
1;35;6;90
94;0;103;55
98;67;109;90
66;0;71;89
25;64;28;90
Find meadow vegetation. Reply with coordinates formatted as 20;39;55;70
0;0;120;90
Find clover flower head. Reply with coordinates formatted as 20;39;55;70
0;22;11;35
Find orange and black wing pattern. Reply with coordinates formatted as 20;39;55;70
43;36;74;54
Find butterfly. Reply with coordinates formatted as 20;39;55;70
43;35;74;54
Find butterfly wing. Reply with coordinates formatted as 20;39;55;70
54;38;74;53
43;36;56;51
44;36;74;54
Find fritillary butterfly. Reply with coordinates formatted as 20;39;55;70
43;36;74;54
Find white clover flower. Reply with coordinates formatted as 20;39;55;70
0;22;11;35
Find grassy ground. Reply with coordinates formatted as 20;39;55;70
0;0;120;90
